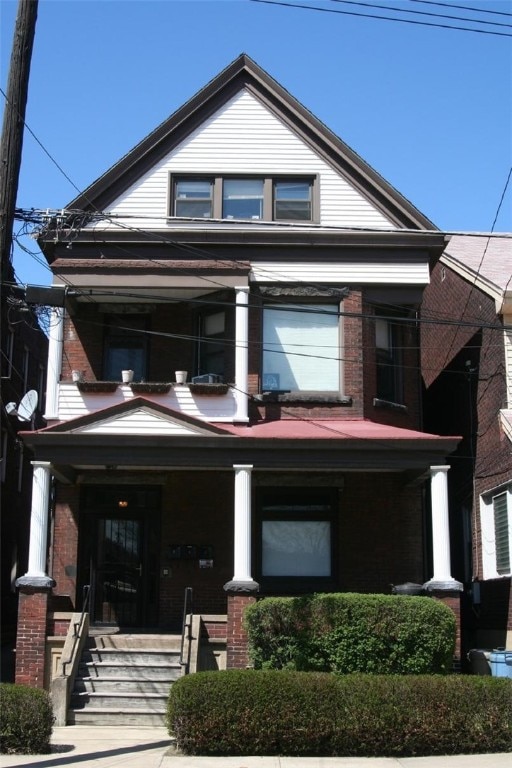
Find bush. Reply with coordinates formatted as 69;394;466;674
244;593;456;674
167;670;512;756
0;683;54;754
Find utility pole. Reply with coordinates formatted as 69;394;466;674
0;0;39;283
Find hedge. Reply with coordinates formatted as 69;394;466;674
245;593;456;674
167;670;512;756
0;683;54;754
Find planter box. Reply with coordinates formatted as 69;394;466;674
130;383;171;394
76;381;118;393
188;383;230;396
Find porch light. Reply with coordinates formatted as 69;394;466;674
118;500;129;508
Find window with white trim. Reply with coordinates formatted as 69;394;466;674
480;484;512;578
262;303;340;392
170;175;317;222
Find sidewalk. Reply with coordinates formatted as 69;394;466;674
0;727;509;768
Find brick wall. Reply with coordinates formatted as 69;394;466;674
15;588;50;687
226;593;256;668
51;485;80;606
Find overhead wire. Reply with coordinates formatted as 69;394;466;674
248;0;512;36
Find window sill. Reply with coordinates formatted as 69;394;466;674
373;397;408;413
256;392;352;406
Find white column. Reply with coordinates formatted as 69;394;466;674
233;464;253;582
17;461;55;587
424;465;462;591
44;306;64;421
234;286;249;424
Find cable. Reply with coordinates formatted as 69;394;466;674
326;0;512;28
248;0;512;36
408;0;512;18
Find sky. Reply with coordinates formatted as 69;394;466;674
1;0;511;288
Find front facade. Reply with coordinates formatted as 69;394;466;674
421;235;512;657
16;56;461;686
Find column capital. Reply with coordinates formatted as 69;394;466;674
430;465;450;473
30;460;52;470
235;285;250;294
233;464;253;471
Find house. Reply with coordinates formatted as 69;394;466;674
1;261;48;680
421;234;512;661
15;54;462;691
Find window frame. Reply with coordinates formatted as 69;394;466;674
375;315;405;405
196;309;226;379
169;173;319;223
103;313;150;382
255;487;338;592
261;300;342;394
481;484;512;579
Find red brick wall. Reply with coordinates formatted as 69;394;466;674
51;485;80;606
226;593;256;668
15;588;50;687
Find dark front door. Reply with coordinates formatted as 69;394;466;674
79;486;161;628
94;516;143;626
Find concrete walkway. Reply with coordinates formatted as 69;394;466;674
0;727;509;768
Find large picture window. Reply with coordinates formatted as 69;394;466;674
262;304;340;392
257;488;337;590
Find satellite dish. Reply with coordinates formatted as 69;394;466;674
16;390;38;422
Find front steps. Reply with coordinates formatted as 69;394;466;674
68;633;183;726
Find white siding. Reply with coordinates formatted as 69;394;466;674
98;90;393;231
58;384;238;424
251;261;430;285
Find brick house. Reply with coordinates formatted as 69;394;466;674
15;55;462;689
421;234;512;661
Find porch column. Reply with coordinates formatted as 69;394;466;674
44;306;64;421
234;286;249;423
224;464;259;669
16;461;55;587
424;465;462;591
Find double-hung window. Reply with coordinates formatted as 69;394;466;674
197;310;226;379
103;314;149;382
262;303;340;392
174;178;213;218
375;316;404;404
223;179;264;219
274;180;312;221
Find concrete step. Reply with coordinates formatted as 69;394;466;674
67;707;167;726
82;648;180;665
74;677;174;694
78;662;182;680
92;633;181;651
71;691;167;711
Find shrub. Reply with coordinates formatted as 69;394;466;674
0;683;54;754
167;670;512;756
244;593;456;674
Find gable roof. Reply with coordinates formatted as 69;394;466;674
67;54;435;230
441;235;512;311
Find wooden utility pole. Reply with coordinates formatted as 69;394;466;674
0;0;39;283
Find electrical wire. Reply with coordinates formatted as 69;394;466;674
326;0;512;29
248;0;512;36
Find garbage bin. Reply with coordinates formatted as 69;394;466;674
467;649;492;675
489;649;512;678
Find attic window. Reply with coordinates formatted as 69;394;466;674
170;174;318;223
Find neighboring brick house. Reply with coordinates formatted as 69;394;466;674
421;235;512;660
15;55;462;687
1;261;48;679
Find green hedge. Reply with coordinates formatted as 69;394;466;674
167;670;512;756
0;683;54;754
245;593;456;674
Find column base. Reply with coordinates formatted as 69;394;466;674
223;579;259;594
423;578;463;592
16;575;56;589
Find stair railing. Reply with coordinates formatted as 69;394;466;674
51;584;91;726
179;586;194;674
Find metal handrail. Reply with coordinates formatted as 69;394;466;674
179;586;193;671
61;584;90;675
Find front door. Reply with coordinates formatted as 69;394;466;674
94;516;144;626
79;485;161;627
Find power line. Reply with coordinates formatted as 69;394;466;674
249;0;512;36
408;0;512;18
327;0;512;28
